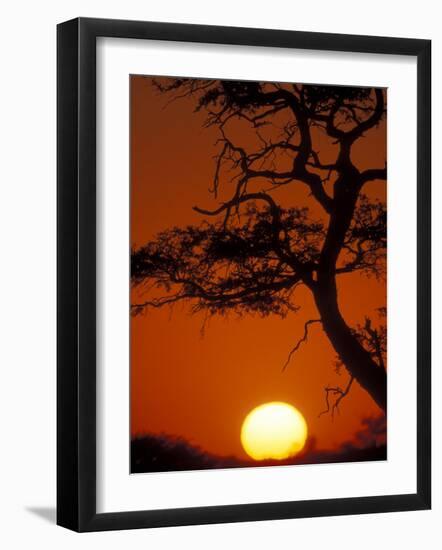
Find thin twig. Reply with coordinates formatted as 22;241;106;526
319;376;355;419
282;319;321;371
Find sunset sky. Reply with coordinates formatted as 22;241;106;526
130;75;386;461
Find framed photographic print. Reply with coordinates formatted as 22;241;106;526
57;17;431;531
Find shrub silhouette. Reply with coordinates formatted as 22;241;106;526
131;424;386;474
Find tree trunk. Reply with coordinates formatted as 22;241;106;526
311;172;387;412
314;275;387;412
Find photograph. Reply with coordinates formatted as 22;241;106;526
130;76;387;474
0;1;434;543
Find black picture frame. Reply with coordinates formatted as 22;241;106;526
57;17;431;532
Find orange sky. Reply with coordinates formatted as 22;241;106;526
130;76;386;460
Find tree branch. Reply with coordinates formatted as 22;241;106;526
346;88;385;141
363;317;386;370
318;375;354;419
131;293;191;314
359;165;387;184
282;319;322;371
193;191;316;281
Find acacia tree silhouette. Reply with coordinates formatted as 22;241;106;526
131;79;387;413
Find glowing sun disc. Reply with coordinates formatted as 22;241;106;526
241;402;308;460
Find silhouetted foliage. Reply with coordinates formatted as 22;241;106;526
131;418;386;473
131;78;387;413
131;434;241;472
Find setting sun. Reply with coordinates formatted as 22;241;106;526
240;402;308;461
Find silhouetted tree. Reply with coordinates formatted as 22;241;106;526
131;79;387;412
